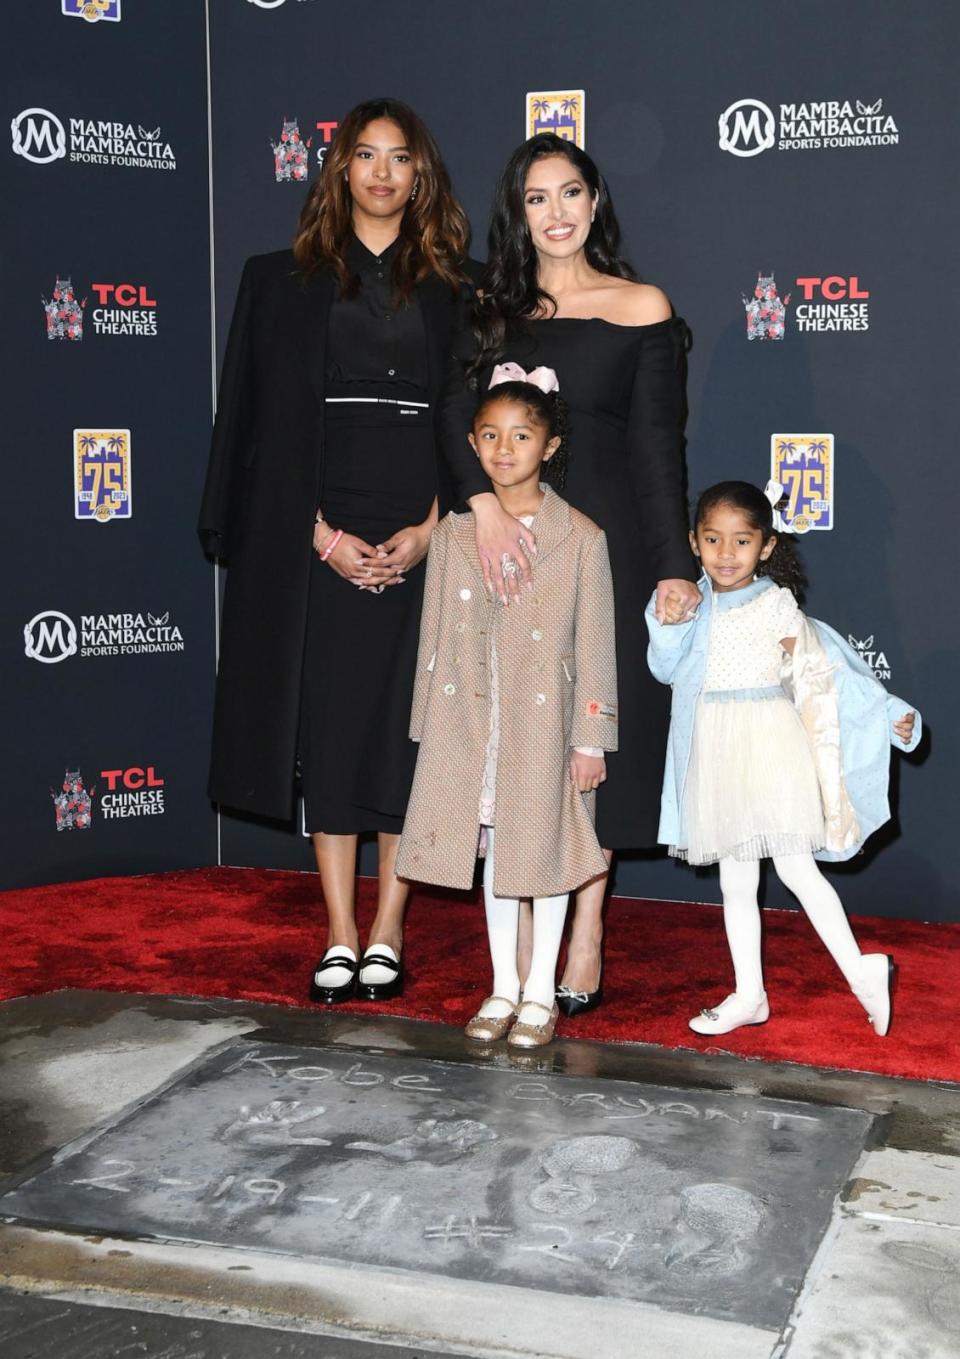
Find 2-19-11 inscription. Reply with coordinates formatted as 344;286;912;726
0;1039;871;1329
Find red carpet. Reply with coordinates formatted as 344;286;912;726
1;867;956;1083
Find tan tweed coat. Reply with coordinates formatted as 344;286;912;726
396;485;618;898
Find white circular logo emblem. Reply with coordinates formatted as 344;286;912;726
247;0;287;8
10;108;67;164
24;610;77;663
718;99;776;158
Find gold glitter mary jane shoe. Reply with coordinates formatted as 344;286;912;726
506;1000;559;1049
464;997;518;1043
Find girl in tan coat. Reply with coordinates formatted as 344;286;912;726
396;370;617;1047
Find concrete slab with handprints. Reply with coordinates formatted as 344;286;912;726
0;1040;871;1330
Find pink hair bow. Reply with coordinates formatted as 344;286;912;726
489;362;560;395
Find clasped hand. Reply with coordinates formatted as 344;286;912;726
313;520;432;589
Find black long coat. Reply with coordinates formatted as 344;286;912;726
198;250;479;820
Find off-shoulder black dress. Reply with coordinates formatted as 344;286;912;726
440;316;696;849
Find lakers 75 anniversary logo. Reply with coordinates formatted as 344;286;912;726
74;429;132;522
526;91;585;147
771;434;834;533
62;1;121;23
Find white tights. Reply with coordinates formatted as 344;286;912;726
480;828;568;1015
719;853;864;1002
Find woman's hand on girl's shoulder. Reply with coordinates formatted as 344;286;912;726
470;492;536;603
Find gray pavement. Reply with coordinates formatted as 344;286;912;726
1;989;958;1358
0;1291;464;1359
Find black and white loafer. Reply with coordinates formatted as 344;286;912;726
357;944;403;1001
310;946;358;1004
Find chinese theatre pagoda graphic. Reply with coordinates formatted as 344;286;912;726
744;272;791;340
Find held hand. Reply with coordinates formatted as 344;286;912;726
367;520;434;588
471;493;536;603
655;577;702;625
660;591;689;625
893;711;916;746
570;750;606;793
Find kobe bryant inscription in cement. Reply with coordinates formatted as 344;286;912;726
1;1039;871;1329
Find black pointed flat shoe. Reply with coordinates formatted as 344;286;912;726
309;947;358;1004
357;945;403;1002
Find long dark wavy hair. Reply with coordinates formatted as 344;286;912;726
473;380;570;492
693;481;807;599
293;97;470;300
468;134;636;380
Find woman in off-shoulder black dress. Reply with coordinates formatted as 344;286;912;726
439;134;701;1016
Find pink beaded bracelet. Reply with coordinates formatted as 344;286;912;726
319;528;343;562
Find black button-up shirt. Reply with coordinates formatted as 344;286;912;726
325;235;428;399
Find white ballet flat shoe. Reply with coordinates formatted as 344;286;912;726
851;953;895;1037
688;992;769;1036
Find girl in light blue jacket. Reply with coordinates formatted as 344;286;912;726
647;481;920;1039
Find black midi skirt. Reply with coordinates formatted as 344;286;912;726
298;401;436;834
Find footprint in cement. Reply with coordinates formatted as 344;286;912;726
664;1182;765;1276
529;1135;638;1215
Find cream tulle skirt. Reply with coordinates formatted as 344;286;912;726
673;694;825;865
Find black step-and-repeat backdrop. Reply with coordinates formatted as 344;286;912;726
3;2;216;888
5;2;958;922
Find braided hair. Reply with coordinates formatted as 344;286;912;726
693;480;807;599
474;379;570;490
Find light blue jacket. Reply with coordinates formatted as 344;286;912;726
645;576;922;862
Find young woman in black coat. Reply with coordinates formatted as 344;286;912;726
199;98;478;1005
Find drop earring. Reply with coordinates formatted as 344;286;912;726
409;181;420;203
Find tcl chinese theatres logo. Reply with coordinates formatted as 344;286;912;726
100;766;165;819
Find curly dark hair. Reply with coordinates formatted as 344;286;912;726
467;133;636;381
693;480;807;599
473;379;570;491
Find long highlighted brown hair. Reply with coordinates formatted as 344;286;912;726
293;97;469;299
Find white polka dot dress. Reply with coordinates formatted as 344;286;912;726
676;585;825;865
